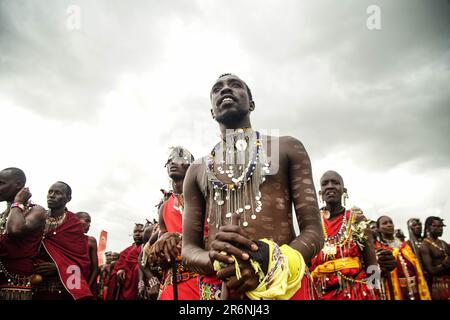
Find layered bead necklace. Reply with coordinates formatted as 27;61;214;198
205;128;270;228
320;208;354;260
44;210;67;235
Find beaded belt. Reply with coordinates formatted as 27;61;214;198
0;260;33;300
199;276;222;301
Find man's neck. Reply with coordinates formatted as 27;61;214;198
219;120;252;138
325;203;345;218
172;179;184;195
428;234;439;241
49;207;66;217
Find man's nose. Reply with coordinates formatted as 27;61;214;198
220;85;232;95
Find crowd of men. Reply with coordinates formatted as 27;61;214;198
0;74;448;300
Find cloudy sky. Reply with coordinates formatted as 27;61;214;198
1;0;449;252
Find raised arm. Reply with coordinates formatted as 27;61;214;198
6;187;46;237
284;137;324;264
181;162;213;275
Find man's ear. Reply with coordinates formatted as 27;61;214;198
343;187;348;194
210;109;215;119
249;101;255;112
67;195;72;203
16;180;25;190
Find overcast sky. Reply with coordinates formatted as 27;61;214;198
1;0;449;252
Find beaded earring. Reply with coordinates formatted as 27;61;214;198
341;191;349;207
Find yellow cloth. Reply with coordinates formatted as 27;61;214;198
213;239;305;300
385;243;431;300
310;257;362;280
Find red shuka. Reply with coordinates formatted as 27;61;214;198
159;195;209;300
0;227;42;278
38;211;93;300
310;210;376;300
106;244;141;300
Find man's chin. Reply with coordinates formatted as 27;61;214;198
215;109;248;125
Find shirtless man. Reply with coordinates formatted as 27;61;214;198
182;74;323;300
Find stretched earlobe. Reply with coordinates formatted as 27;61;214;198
249;101;255;111
210;109;215;119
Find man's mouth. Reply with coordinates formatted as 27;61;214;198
325;190;337;197
218;95;236;106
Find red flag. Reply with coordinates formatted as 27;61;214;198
97;230;108;266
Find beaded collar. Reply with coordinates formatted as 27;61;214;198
205;129;270;228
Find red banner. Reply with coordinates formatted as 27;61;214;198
97;230;108;266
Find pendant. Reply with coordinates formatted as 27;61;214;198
321;210;330;219
323;243;337;255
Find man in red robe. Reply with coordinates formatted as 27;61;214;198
0;167;47;300
32;182;93;300
106;224;143;300
148;147;206;300
310;171;396;300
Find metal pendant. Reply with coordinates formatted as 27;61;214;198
323;243;337;255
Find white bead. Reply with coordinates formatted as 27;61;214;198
243;221;248;227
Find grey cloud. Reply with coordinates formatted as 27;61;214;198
0;0;200;121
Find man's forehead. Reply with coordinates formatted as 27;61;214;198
321;171;343;183
49;183;66;191
212;75;243;87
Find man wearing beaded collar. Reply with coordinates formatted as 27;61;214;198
33;181;92;300
0;167;47;300
420;216;450;300
311;170;385;300
375;215;431;300
182;74;323;300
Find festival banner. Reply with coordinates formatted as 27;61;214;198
97;230;108;266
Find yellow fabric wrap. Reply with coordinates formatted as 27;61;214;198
213;239;305;300
385;244;431;300
310;257;362;280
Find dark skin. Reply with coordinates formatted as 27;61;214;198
117;225;143;284
420;219;450;276
76;212;99;288
406;219;423;251
149;161;189;264
1;168;47;237
138;224;159;299
182;74;324;295
376;216;398;273
34;182;72;276
319;171;381;271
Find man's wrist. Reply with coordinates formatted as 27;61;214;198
11;202;25;211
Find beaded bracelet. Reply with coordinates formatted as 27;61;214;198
11;202;25;211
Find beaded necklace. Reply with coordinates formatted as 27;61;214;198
320;208;354;259
44;210;67;235
0;203;11;235
173;193;184;214
205;128;270;228
424;237;448;258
